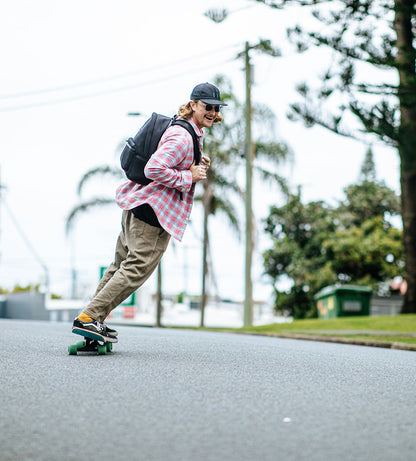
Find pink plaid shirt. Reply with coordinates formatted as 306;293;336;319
116;118;204;241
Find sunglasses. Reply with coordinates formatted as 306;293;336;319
200;101;221;112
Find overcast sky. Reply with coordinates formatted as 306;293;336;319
0;0;399;303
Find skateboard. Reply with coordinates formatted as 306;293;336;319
68;329;114;355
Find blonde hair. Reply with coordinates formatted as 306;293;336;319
178;100;223;123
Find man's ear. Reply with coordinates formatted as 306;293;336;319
189;100;197;112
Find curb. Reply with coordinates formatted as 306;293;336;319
232;331;416;351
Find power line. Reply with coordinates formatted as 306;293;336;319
0;43;242;101
0;56;237;112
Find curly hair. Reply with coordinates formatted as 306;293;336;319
177;100;223;123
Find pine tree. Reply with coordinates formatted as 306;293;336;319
254;0;416;313
264;149;402;318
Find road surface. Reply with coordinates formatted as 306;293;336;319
1;319;415;461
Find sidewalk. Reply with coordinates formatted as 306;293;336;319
232;329;416;352
105;303;416;352
107;302;290;329
290;329;416;336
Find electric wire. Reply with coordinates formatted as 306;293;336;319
0;43;242;101
0;56;237;112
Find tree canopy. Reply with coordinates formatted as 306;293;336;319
263;150;403;318
253;0;416;313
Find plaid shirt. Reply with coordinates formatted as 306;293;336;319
116;118;204;241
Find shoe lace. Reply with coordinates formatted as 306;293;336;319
93;320;105;332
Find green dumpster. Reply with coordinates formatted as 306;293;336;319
314;285;372;319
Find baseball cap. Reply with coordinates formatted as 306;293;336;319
190;82;228;106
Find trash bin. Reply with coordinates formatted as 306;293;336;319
314;285;372;319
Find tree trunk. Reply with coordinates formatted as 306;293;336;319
200;205;209;327
394;0;416;313
156;261;163;326
400;172;416;312
200;181;213;328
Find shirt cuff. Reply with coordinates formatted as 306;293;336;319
181;170;193;192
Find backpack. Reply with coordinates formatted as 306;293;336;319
120;112;201;185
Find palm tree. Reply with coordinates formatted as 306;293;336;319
66;165;123;234
66;160;165;327
65;164;124;300
197;75;291;327
67;76;291;328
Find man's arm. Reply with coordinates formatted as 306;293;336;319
145;128;209;190
144;128;200;192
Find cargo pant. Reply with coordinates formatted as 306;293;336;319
84;210;171;323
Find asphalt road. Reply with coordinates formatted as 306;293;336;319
1;319;415;461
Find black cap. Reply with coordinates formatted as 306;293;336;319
190;82;228;106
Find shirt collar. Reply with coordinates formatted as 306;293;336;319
188;118;204;137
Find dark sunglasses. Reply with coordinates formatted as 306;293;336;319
200;101;221;112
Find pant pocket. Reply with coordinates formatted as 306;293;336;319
130;216;146;237
156;230;171;252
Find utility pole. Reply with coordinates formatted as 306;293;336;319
156;261;163;327
70;234;77;299
238;39;280;326
244;41;254;326
205;9;281;326
0;166;2;265
200;183;212;327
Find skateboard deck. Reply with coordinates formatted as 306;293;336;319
68;329;114;355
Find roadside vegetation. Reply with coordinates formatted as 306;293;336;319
249;0;416;314
263;148;402;319
224;315;416;347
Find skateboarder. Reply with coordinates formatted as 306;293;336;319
72;82;227;341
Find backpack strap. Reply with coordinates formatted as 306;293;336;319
171;119;201;165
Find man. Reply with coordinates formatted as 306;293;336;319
72;82;227;342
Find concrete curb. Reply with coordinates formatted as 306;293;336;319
232;331;416;351
119;323;416;352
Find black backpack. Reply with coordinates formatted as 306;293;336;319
120;112;201;185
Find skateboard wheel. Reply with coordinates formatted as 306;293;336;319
97;344;107;355
106;343;113;352
68;345;78;355
76;341;85;349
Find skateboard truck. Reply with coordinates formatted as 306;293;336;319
68;331;114;355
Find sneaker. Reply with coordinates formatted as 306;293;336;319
72;318;118;343
103;322;118;337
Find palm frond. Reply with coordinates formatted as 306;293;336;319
210;172;244;197
253;103;277;132
66;198;115;235
77;165;124;195
211;196;241;239
255;141;292;163
253;166;290;195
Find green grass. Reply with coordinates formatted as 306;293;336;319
239;314;416;333
232;315;416;346
178;315;416;347
186;315;416;347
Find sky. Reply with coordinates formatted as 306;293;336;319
0;0;400;304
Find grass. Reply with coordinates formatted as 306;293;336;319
240;314;416;333
199;315;416;348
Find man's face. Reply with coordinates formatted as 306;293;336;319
190;100;217;129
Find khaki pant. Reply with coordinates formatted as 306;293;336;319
84;210;171;323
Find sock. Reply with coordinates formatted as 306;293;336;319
78;312;93;322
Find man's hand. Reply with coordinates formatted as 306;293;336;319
190;161;207;183
201;155;211;170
